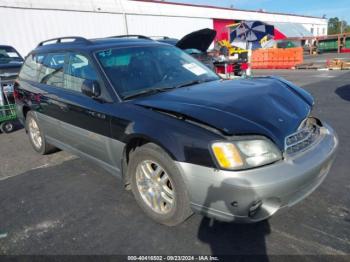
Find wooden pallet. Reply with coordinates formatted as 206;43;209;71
327;59;350;70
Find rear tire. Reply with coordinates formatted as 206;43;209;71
25;111;56;154
0;121;14;133
128;143;192;226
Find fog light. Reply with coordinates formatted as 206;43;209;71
249;200;262;217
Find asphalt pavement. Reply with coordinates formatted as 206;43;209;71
0;70;349;257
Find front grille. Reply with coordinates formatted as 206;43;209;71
285;118;321;155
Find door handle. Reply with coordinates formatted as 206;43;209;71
59;104;69;112
52;100;69;112
86;110;106;119
47;98;68;111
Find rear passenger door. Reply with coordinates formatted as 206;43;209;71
55;52;115;165
33;52;66;141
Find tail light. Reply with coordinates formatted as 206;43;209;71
13;89;19;99
13;81;21;100
34;94;41;103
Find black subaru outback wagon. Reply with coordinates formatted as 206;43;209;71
15;36;337;226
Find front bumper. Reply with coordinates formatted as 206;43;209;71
176;123;338;222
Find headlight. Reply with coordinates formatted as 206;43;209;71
211;139;282;170
211;142;244;169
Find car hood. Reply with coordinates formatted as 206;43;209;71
133;77;313;150
176;28;217;52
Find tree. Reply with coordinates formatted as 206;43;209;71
328;17;350;35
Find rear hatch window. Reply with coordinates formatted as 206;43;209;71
0;46;23;65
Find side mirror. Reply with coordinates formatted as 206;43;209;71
81;80;101;98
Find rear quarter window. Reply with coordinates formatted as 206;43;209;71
19;54;45;82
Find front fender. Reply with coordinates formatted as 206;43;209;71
111;103;223;168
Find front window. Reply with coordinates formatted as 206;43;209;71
0;46;23;65
96;45;219;99
64;53;98;93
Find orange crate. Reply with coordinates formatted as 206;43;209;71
252;47;303;69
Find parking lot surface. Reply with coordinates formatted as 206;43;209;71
0;70;349;256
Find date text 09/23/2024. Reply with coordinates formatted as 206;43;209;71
127;256;219;261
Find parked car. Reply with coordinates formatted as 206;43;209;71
0;45;23;97
153;28;217;71
15;36;338;226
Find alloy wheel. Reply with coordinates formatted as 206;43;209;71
135;160;175;214
28;118;42;149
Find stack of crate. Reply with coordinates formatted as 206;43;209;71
251;48;303;69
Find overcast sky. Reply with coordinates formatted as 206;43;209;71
165;0;350;22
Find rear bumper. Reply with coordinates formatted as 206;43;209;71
0;78;17;86
176;123;338;222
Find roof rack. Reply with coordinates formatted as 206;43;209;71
149;36;171;39
108;35;152;40
37;36;91;47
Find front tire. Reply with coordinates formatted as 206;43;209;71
25;111;56;154
128;143;192;226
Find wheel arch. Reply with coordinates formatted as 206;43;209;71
22;105;31;119
121;134;178;188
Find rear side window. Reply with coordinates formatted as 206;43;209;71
64;53;98;93
19;54;45;81
38;53;65;88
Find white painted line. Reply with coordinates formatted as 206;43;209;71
31;163;49;170
315;75;336;78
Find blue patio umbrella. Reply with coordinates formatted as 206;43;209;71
230;21;274;76
230;21;274;43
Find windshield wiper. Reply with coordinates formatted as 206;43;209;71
123;87;173;100
123;78;218;100
175;78;217;89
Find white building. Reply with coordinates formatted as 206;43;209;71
0;0;328;55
